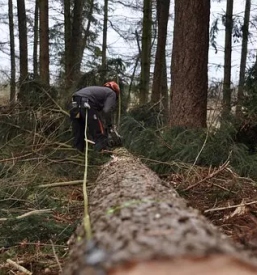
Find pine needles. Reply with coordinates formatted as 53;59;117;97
120;110;257;180
0;102;108;270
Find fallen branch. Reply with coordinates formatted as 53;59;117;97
50;239;62;273
204;200;257;213
183;160;230;191
38;180;83;188
6;259;32;275
212;183;236;194
0;209;52;221
42;87;70;117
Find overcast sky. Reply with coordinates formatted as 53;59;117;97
0;0;255;86
209;0;254;85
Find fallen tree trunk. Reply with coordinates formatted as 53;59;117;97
63;150;257;275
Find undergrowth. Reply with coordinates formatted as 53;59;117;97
1;98;257;272
0;104;109;273
120;106;257;180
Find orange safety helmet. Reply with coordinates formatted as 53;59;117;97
103;81;120;96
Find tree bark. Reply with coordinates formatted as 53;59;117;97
33;0;39;79
222;0;234;117
16;0;28;102
63;150;257;275
101;0;108;81
236;0;251;118
151;0;170;108
161;58;169;114
8;0;16;105
39;0;50;85
170;1;210;128
66;0;84;89
139;0;152;105
64;0;71;88
80;0;94;69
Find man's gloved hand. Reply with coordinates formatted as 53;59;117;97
107;125;122;147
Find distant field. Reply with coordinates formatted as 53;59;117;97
0;86;10;105
207;98;222;128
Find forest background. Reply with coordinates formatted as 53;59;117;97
0;1;254;83
1;0;257;274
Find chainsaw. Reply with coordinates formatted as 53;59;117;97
107;126;122;148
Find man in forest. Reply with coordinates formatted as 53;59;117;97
70;81;121;152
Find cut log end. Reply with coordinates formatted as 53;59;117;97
110;256;257;275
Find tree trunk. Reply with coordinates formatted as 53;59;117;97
170;1;210;127
63;150;257;275
236;0;251;118
128;31;141;105
66;0;84;89
39;0;49;85
8;0;16;105
101;0;108;81
161;58;169;115
64;0;71;88
16;0;28;102
151;0;170;107
80;0;94;69
222;0;234;117
139;0;152;105
33;0;39;79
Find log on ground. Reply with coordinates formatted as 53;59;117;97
63;150;257;275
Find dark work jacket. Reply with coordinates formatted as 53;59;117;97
73;86;117;126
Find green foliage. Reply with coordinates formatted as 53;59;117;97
0;105;110;255
76;57;128;90
125;103;167;129
121;107;257;179
0;163;80;248
210;18;219;54
0;216;77;247
17;78;58;108
243;64;257;118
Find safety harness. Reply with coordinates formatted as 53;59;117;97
72;91;122;240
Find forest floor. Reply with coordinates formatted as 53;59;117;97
0;88;257;275
1;157;257;274
0;89;256;273
163;166;257;255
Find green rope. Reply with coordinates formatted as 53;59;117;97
83;108;92;240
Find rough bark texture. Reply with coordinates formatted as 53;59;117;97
33;0;39;78
64;0;71;89
8;0;16;105
39;0;49;84
16;0;28;102
63;150;257;275
151;0;170;106
139;0;152;105
67;0;84;88
170;0;210;127
222;0;233;117
101;0;108;80
80;0;94;74
236;0;251;117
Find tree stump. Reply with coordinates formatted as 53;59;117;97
63;150;257;275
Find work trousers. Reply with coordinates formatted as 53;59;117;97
70;97;108;152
